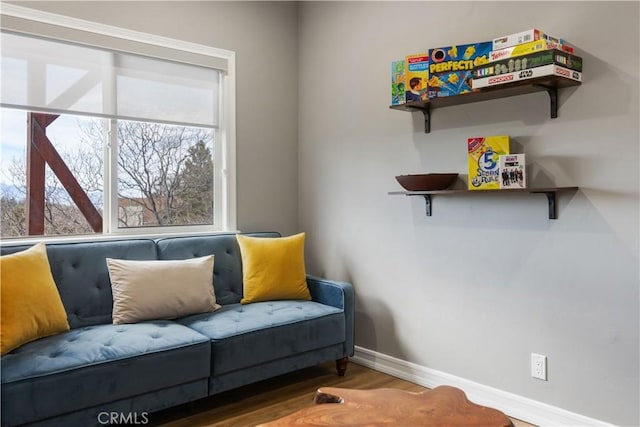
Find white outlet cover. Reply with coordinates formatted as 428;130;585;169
531;353;547;381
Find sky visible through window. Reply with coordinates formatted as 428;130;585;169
0;110;97;189
0;109;26;181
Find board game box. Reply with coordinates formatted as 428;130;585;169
467;135;510;190
473;49;583;80
490;39;574;63
405;53;429;102
499;154;527;189
489;39;550;62
493;29;546;50
391;59;406;105
472;64;582;89
493;28;574;53
427;41;491;98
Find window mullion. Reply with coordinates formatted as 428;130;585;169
104;119;118;234
103;51;118;235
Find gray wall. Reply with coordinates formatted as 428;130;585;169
298;1;638;426
14;1;300;236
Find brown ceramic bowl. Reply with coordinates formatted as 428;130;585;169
395;173;459;191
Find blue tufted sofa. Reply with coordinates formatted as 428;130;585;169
0;232;354;427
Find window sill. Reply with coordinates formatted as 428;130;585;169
0;228;241;247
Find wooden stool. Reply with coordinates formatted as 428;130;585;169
258;385;514;426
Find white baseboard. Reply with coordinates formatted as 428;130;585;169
352;346;615;427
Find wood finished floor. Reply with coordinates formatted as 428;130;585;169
149;362;536;427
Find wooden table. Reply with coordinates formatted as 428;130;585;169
257;385;514;427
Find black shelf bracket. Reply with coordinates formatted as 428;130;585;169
422;194;432;216
422;106;431;133
543;191;557;220
526;191;559;219
534;85;558;119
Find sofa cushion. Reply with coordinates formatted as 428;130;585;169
155;232;280;305
0;239;158;329
0;243;70;355
107;256;219;324
177;300;345;375
236;233;311;304
0;321;210;426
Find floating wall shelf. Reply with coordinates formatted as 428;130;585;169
389;187;579;219
389;75;581;133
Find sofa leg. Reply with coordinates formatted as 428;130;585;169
336;357;349;376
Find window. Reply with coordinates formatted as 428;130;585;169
0;5;236;240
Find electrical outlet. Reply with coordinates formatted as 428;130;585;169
531;353;547;381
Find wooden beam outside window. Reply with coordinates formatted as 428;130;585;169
26;113;103;234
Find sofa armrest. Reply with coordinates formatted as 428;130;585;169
306;275;355;357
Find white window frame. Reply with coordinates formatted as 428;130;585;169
0;4;237;241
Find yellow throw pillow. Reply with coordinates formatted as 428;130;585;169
0;243;70;355
237;233;311;304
